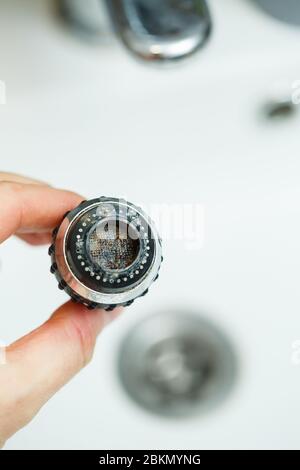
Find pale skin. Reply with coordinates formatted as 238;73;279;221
0;173;122;447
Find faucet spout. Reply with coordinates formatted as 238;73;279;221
60;0;211;63
105;0;211;62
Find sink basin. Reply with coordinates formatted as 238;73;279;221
1;0;300;450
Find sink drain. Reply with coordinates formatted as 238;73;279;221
118;311;237;417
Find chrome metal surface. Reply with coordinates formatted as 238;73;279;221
54;198;162;306
59;0;108;39
59;0;211;61
264;99;296;120
118;312;237;417
254;0;300;26
263;80;298;120
106;0;211;61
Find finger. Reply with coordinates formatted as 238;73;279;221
17;232;53;246
0;302;122;443
0;172;48;185
0;181;83;243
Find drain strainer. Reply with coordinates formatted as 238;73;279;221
118;312;237;417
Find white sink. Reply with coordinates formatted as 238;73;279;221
1;0;300;450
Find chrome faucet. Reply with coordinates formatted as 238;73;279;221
59;0;212;62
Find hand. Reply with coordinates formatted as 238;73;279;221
0;173;122;448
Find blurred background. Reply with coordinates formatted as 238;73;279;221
0;0;300;450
